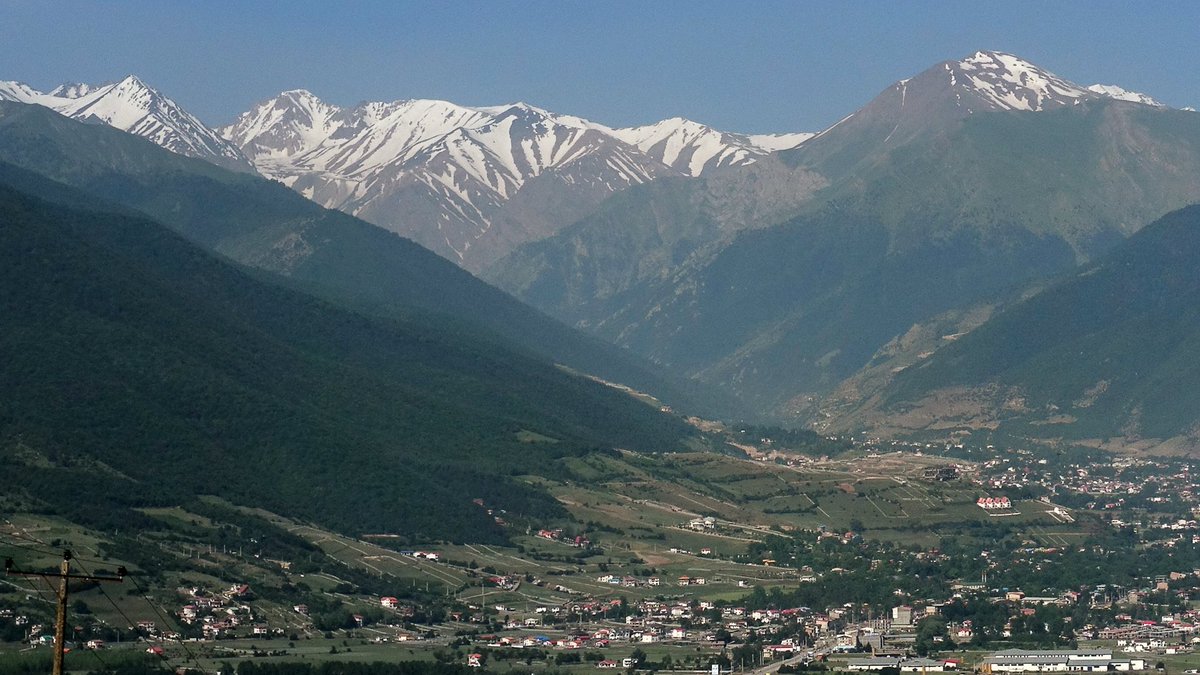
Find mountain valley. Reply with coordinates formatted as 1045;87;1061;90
4;34;1200;675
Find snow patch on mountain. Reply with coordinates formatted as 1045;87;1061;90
952;51;1091;111
746;132;816;152
1087;84;1164;107
609;117;812;176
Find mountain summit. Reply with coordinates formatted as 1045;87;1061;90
943;50;1094;112
0;76;253;172
786;50;1172;186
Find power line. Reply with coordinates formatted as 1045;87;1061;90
5;551;125;675
124;570;211;675
3;528;208;673
21;574;57;608
69;557;146;674
0;530;110;565
0;536;62;558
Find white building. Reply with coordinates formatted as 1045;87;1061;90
982;649;1147;672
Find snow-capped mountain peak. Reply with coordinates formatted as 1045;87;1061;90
0;80;43;103
0;76;253;171
949;50;1091;112
220;88;349;162
934;51;1169;114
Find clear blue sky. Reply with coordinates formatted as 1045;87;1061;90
1;1;1196;133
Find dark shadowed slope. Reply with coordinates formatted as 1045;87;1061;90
0;166;696;541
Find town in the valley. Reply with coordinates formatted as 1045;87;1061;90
5;439;1200;674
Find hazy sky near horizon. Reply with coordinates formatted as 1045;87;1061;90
2;1;1196;133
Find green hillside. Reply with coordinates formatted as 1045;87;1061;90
0;170;696;542
491;100;1200;418
0;100;731;418
866;204;1200;445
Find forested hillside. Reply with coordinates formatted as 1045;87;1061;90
0;168;696;542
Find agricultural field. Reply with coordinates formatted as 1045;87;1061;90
2;448;1098;673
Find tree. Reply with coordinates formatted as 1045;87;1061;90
914;616;949;657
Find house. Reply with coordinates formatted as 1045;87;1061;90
146;647;165;657
598;660;619;669
762;645;796;661
381;596;400;609
467;653;483;668
86;640;105;650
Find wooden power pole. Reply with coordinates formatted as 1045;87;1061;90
5;550;125;675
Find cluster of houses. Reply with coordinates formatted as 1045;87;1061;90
979;455;1200;520
176;583;268;639
1094;615;1200;653
535;528;592;548
976;496;1013;510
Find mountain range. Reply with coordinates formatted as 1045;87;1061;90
5;49;1200;454
0;52;1171;273
216;92;812;269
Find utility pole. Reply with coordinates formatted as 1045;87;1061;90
5;551;126;675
